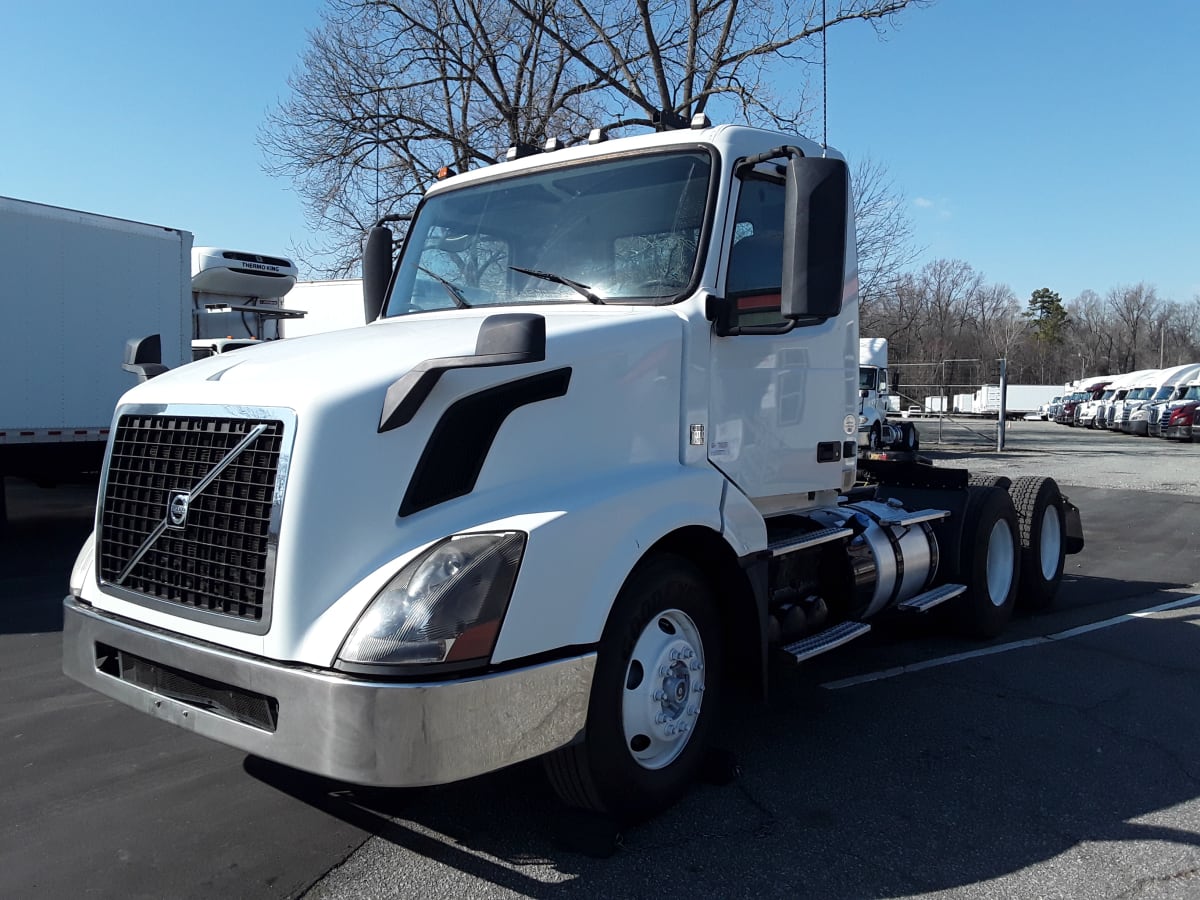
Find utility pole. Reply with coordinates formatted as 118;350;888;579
997;358;1007;452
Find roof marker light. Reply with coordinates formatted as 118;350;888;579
505;143;537;161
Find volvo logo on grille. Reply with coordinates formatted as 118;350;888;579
168;492;191;529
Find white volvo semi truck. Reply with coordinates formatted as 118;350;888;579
62;123;1083;821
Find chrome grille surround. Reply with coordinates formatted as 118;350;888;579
96;404;296;634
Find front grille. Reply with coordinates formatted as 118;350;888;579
98;413;284;626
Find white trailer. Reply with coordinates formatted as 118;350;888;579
0;196;192;516
973;384;1060;418
280;279;366;338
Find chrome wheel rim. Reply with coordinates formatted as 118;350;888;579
986;520;1016;607
621;608;705;770
1040;504;1063;581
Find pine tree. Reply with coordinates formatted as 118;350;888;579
1023;288;1069;345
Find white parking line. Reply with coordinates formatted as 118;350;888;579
820;593;1200;690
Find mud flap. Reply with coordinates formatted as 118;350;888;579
1062;494;1085;554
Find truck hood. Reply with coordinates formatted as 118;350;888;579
97;303;687;664
124;312;520;410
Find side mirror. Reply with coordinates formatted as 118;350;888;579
781;157;848;322
122;334;169;382
363;225;394;323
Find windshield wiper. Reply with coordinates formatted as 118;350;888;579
418;266;471;309
509;266;605;305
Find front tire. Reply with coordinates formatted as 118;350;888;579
543;554;722;821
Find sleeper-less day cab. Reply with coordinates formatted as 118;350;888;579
62;124;1083;820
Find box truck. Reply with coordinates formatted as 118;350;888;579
0;197;192;518
0;196;302;521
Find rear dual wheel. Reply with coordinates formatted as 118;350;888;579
953;486;1020;639
1008;476;1066;610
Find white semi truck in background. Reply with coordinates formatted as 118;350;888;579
857;337;919;452
0;196;298;521
62;123;1083;822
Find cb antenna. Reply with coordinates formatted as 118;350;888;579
374;84;381;219
821;0;828;156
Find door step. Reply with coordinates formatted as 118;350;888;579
896;582;966;613
876;508;950;527
768;527;853;557
781;621;871;663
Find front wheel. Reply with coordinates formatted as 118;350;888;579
543;554;722;821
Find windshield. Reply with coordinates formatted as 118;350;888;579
1184;385;1200;401
1153;386;1173;400
384;150;713;315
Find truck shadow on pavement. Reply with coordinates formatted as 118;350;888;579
246;589;1200;899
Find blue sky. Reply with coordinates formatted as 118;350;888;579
2;0;1197;303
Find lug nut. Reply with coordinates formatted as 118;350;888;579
652;689;665;701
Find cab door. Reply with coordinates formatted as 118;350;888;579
707;167;857;512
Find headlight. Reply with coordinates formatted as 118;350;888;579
337;531;526;671
858;416;868;426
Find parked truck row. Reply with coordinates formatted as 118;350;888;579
62;122;1083;821
1047;363;1200;442
0;196;302;520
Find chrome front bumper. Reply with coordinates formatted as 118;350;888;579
62;597;595;787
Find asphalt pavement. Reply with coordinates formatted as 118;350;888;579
2;467;1199;899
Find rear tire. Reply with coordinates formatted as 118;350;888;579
967;474;1012;490
543;554;722;822
1009;476;1066;610
952;486;1020;639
